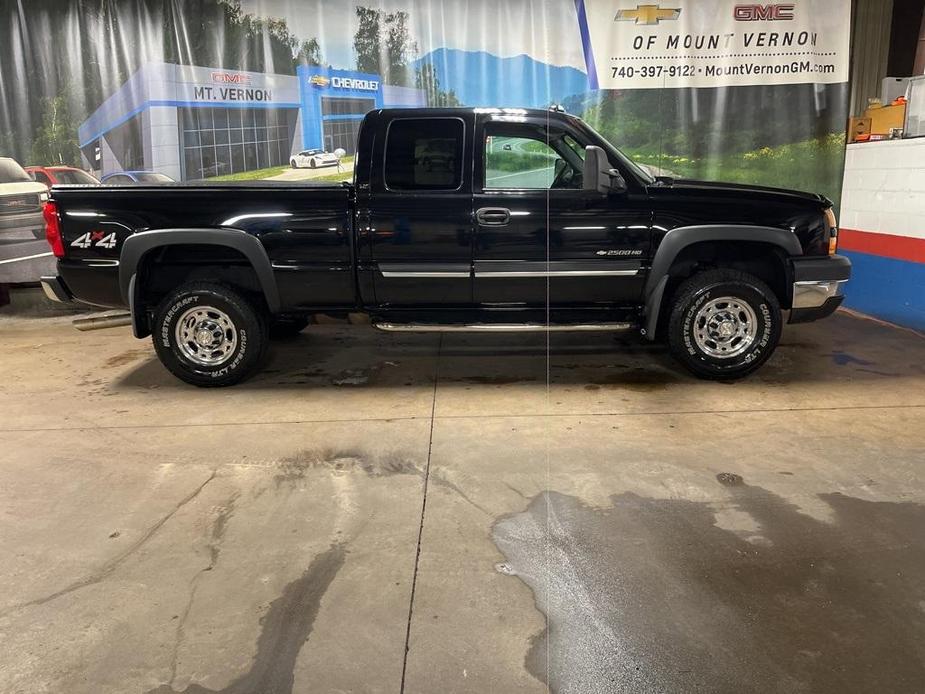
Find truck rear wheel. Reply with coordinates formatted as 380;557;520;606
152;282;268;387
667;269;781;380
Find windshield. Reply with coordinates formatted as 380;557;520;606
571;118;656;185
135;173;173;183
0;158;32;183
53;169;99;185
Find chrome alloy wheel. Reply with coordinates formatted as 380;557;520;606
692;296;758;359
175;305;238;367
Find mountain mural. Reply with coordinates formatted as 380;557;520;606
412;48;590;108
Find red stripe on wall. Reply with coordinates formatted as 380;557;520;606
839;228;925;264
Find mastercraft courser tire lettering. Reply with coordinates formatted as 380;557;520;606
152;282;268;387
667;269;782;380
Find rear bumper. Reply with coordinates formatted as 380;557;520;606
40;275;72;303
789;254;851;323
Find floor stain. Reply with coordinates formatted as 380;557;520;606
104;349;150;368
275;448;415;486
146;543;346;694
456;374;539;385
589;367;682;391
831;350;874;367
276;449;489;514
493;481;925;693
716;472;744;487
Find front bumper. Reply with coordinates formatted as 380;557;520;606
789;254;851;323
0;210;44;240
40;275;73;303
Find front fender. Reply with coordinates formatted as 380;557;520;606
642;224;802;340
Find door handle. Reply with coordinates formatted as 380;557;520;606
476;207;511;226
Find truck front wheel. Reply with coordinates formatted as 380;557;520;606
667;269;781;380
152;282;268;387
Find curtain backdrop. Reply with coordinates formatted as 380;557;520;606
0;0;851;281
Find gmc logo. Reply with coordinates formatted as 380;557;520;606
734;4;794;20
211;72;252;84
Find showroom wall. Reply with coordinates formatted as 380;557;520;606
839;136;925;331
0;0;852;284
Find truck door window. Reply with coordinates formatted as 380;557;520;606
385;118;464;191
483;125;583;190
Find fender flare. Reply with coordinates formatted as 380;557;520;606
642;224;802;340
119;228;280;338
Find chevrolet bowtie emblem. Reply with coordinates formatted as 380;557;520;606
615;4;682;24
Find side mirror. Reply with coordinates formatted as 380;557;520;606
554;158;568;180
583;145;626;194
609;170;628;194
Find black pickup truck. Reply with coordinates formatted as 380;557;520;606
41;107;850;386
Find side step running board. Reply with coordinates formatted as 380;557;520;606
373;322;635;333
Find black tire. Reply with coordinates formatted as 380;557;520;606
269;316;309;339
152;282;268;387
310;159;317;169
290;160;297;168
667;269;781;380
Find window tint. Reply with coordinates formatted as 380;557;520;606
136;173;174;183
105;175;132;184
483;125;584;190
33;170;52;185
53;170;98;185
385;119;463;191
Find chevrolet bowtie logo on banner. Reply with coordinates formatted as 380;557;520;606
615;4;681;25
308;75;330;87
575;0;849;90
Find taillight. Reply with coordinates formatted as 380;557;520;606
824;207;838;255
43;200;65;258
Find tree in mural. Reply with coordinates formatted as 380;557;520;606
353;7;382;75
0;0;309;162
296;38;324;67
353;6;417;86
384;11;417;87
30;94;81;166
415;64;461;107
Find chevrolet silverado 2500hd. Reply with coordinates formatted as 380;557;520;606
40;107;850;386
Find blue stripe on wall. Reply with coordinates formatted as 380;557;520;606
841;250;925;331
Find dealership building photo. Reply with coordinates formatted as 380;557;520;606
77;63;425;180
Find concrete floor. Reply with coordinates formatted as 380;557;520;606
1;310;924;693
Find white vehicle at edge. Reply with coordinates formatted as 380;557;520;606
0;157;48;242
289;149;338;169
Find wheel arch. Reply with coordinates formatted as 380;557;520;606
643;225;801;341
119;229;280;338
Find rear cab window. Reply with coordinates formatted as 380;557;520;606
384;118;464;191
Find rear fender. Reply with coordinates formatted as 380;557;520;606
120;228;279;338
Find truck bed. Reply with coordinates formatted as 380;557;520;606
52;182;354;309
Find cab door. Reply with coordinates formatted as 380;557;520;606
359;114;474;308
472;117;651;308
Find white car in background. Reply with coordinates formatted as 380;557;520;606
290;149;338;169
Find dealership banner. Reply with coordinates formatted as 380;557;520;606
577;0;850;89
0;0;850;285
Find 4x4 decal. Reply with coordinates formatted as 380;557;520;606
71;231;118;250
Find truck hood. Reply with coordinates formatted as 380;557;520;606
0;181;48;197
653;178;832;208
